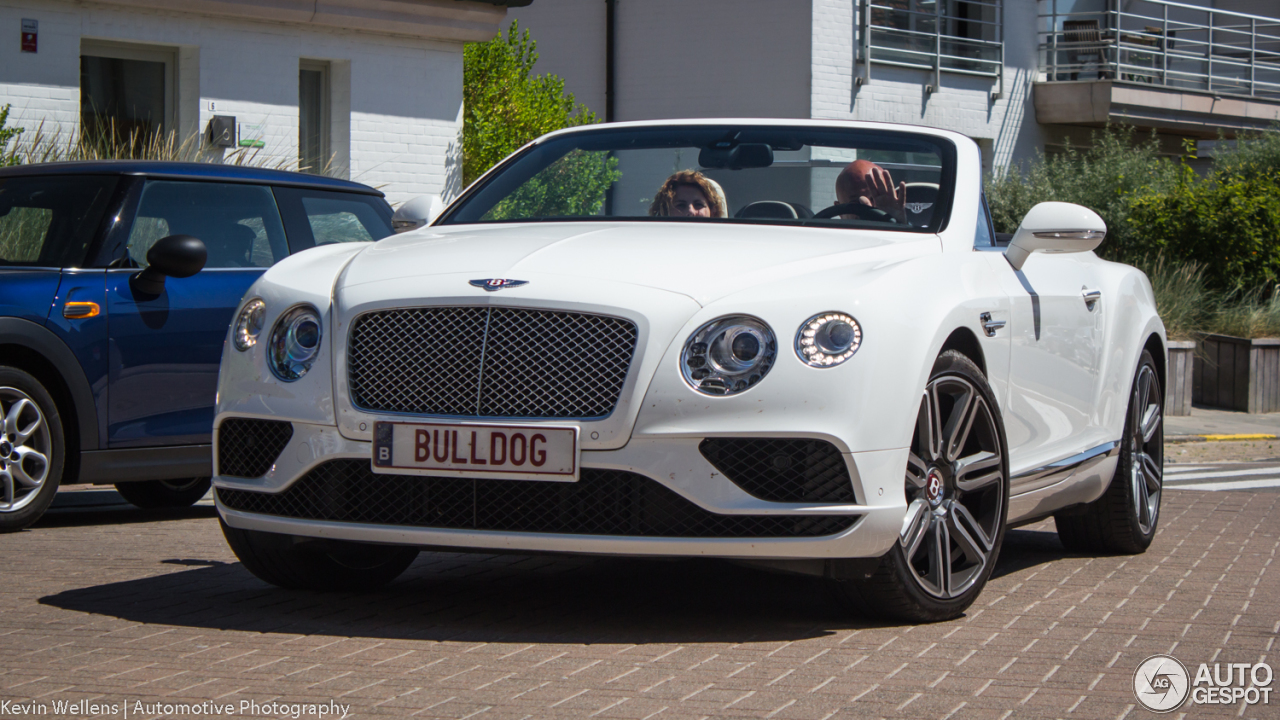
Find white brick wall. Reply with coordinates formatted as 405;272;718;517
810;0;1045;173
0;0;465;204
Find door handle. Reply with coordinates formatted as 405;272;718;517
1082;288;1102;310
980;312;1005;337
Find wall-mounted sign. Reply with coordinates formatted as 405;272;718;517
238;120;266;148
21;19;37;53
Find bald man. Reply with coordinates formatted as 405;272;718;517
835;159;907;224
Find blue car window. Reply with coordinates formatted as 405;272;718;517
301;195;390;245
0;175;118;267
128;181;289;268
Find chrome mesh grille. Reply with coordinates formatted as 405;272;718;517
348;307;638;418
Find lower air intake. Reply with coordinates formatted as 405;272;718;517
217;419;294;478
217;460;858;538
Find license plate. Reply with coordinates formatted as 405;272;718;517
371;421;578;481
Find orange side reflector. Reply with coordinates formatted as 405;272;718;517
63;301;101;319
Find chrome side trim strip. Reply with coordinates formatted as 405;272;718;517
1012;440;1119;489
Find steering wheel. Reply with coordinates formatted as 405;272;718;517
813;202;897;223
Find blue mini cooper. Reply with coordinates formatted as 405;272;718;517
0;162;394;531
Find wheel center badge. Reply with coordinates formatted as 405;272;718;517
470;278;529;292
925;468;944;506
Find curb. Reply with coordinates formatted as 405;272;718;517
1167;433;1277;444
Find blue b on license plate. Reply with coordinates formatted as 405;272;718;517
371;421;578;481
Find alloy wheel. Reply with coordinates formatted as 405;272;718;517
901;376;1005;599
1129;364;1162;535
0;387;52;513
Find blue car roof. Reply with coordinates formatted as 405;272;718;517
0;161;385;196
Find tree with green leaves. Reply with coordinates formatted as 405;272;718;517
0;105;24;166
463;20;600;186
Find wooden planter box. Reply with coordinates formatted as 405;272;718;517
1166;341;1195;416
1192;334;1280;413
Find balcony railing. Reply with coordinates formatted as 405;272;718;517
859;1;1004;95
1038;0;1280;99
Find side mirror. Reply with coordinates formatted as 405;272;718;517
130;234;207;296
392;195;444;233
1005;202;1107;271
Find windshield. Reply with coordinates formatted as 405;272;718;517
440;125;955;232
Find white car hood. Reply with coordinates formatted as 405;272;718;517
341;222;937;306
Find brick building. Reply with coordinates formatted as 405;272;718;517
1;0;529;204
509;0;1280;173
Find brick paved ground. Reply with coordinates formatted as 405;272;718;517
1;489;1276;720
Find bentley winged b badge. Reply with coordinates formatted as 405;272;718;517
470;278;529;292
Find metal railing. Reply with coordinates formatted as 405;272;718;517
1038;0;1280;99
858;0;1005;97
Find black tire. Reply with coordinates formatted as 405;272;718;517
832;351;1009;622
115;477;212;509
1056;349;1162;554
220;518;419;590
0;367;66;533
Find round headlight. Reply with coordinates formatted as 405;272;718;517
233;298;266;351
795;312;862;367
268;306;323;381
681;315;776;395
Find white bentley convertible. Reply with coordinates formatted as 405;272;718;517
213;120;1165;621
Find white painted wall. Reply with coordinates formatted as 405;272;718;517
506;0;607;118
0;0;467;204
508;0;812;121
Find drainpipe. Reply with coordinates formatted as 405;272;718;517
605;0;616;122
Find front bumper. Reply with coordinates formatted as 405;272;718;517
214;421;906;560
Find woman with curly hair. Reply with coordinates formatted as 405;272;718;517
649;170;727;218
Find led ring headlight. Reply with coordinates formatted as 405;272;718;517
796;312;862;367
681;315;776;396
233;298;266;351
268;305;323;381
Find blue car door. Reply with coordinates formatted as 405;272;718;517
104;180;289;448
1;175;121;446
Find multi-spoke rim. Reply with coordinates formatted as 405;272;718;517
901;376;1005;599
0;387;52;513
1129;364;1162;535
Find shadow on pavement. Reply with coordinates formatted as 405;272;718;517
35;504;218;528
37;521;1065;643
991;528;1070;579
40;550;880;643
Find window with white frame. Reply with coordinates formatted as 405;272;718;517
859;0;1004;78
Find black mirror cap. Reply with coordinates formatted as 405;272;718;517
130;235;208;296
148;234;207;278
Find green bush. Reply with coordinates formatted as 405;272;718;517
989;125;1280;337
985;125;1179;260
1126;164;1280;290
0;105;23;166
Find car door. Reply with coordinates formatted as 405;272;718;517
104;179;289;448
1;174;121;444
997;242;1107;487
